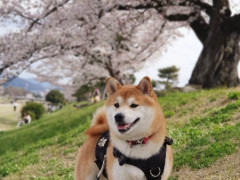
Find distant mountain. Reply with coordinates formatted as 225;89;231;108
24;78;54;89
2;77;55;94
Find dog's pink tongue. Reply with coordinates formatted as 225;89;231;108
117;124;129;130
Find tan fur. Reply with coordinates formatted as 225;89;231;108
85;107;109;136
75;77;173;180
106;144;114;180
74;135;100;180
75;107;108;180
161;146;173;180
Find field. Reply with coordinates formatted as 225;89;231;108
0;99;22;131
0;88;240;180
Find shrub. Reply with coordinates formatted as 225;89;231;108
46;90;65;104
227;92;240;100
27;111;36;121
21;102;45;120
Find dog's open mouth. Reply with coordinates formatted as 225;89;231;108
117;118;140;133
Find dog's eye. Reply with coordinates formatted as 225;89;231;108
114;103;119;108
130;104;139;108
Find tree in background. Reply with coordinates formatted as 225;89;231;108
0;0;175;89
151;80;157;88
164;0;240;88
110;0;240;88
73;78;105;102
73;84;94;102
158;65;180;90
46;90;65;104
0;0;240;89
21;102;45;120
3;87;28;97
125;74;136;85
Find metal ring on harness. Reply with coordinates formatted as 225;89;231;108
150;167;161;178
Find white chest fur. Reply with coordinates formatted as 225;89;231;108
112;159;146;180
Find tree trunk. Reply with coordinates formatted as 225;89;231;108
189;14;240;88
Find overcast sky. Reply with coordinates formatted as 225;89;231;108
135;27;202;87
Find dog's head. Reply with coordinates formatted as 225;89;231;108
105;76;165;140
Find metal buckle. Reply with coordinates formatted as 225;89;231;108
98;137;107;147
139;138;144;144
150;167;161;178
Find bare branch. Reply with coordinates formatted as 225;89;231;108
213;0;231;13
166;12;196;21
107;1;163;14
192;0;213;17
12;9;42;25
27;0;71;32
190;15;209;44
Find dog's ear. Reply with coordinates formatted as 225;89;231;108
106;77;122;95
137;76;153;96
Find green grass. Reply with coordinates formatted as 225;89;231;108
227;91;240;100
171;102;240;169
158;89;240;170
0;88;240;179
0;102;103;154
0;102;103;179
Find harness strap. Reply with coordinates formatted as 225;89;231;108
113;136;173;180
96;155;107;180
95;131;110;179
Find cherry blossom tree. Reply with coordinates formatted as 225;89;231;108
0;0;179;89
164;0;240;87
108;0;240;87
1;0;239;90
0;0;73;83
30;7;175;86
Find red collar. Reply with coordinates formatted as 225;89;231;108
127;135;152;147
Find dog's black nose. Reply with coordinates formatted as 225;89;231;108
114;113;125;123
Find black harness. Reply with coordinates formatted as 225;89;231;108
95;132;173;180
95;132;110;179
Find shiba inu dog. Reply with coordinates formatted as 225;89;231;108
75;76;173;180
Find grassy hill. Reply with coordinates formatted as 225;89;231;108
0;88;240;179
